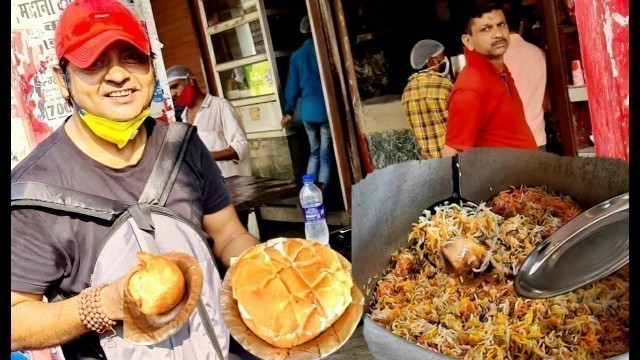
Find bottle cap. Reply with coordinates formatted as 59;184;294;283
302;174;314;184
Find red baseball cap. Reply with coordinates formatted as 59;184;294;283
55;0;150;68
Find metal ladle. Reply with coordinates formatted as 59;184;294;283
515;192;629;299
425;154;478;213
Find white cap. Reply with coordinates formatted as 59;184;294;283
300;16;311;34
166;65;192;84
409;39;445;70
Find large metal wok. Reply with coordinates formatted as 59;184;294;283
351;148;629;360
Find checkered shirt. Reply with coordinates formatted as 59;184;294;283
401;71;453;159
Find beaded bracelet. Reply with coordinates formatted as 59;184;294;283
77;283;117;334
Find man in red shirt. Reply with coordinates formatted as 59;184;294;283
442;2;537;157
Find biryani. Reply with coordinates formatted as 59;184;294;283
369;186;629;360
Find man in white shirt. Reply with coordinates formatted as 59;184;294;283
503;4;548;150
167;65;252;177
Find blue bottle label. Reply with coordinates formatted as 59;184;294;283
153;83;164;102
302;204;326;222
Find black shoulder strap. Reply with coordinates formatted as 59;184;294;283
138;122;193;206
11;122;193;220
11;181;128;221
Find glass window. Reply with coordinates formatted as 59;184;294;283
220;61;276;100
211;20;265;64
203;0;257;26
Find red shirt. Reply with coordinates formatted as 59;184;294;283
445;48;537;150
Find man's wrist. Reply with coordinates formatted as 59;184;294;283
221;232;258;267
226;231;258;244
78;284;118;334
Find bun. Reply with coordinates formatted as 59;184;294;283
127;252;186;315
231;238;353;348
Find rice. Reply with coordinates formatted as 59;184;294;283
369;186;629;359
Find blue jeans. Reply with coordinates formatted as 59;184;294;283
303;121;332;186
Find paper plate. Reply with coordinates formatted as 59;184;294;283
221;246;364;360
122;252;203;345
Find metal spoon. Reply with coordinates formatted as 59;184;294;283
425;154;478;214
515;192;629;299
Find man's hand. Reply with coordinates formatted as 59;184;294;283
281;114;292;129
11;268;133;350
441;145;460;157
212;146;239;161
100;275;129;321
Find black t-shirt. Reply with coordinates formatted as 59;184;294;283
11;118;232;298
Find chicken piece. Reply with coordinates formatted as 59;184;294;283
441;236;486;274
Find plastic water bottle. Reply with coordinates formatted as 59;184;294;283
299;174;330;247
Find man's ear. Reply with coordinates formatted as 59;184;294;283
52;66;70;99
461;34;474;51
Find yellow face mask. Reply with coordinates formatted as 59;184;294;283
76;106;150;149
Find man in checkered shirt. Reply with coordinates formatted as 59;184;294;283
402;40;454;159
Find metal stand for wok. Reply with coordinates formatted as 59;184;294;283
351;148;629;360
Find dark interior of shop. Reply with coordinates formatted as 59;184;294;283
262;0;346;212
336;0;594;156
338;1;542;97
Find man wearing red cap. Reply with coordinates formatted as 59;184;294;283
10;0;257;358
